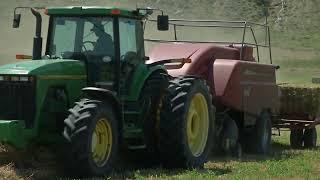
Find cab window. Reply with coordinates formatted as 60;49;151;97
49;19;77;56
119;18;144;62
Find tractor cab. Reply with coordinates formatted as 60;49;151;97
13;6;168;92
44;7;146;90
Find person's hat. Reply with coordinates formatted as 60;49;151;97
91;23;104;32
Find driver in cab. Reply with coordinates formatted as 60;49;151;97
91;23;114;57
88;22;114;83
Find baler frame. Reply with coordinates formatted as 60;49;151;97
145;18;272;64
145;18;319;149
274;116;320;131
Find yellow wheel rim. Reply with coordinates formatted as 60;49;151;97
187;93;209;157
91;118;112;167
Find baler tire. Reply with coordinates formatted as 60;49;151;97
290;129;304;149
63;99;118;176
220;115;241;157
159;76;215;168
252;111;272;154
303;128;317;148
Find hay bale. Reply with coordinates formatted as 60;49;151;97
279;84;320;117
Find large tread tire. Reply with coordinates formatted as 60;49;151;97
244;111;272;154
220;115;242;157
159;76;215;168
128;72;169;166
142;72;169;158
290;129;304;149
303;128;317;148
63;99;118;176
256;111;272;154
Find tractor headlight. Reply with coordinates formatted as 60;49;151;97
11;76;20;82
0;75;9;81
19;76;29;82
13;76;35;82
0;75;34;82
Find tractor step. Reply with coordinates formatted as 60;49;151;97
127;145;146;150
124;111;140;115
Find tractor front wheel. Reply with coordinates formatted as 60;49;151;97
63;99;118;176
159;76;214;168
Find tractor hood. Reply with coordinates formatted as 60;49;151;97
0;59;86;76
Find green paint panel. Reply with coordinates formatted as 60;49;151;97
124;64;167;101
0;59;87;149
0;120;33;149
0;59;86;75
35;78;86;132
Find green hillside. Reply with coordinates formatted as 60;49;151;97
0;0;319;84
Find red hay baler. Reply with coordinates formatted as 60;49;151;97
146;18;318;155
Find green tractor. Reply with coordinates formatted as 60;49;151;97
0;6;214;175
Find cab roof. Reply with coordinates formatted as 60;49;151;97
46;6;143;18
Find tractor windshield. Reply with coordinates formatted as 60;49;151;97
47;16;114;60
47;16;115;84
46;15;145;88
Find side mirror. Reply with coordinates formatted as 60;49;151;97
13;13;21;28
157;15;169;31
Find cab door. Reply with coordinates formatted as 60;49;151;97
118;18;144;94
82;17;115;88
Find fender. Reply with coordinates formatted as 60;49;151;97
82;87;120;106
126;64;167;101
82;87;122;124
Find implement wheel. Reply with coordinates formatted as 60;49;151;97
159;76;214;168
303;128;317;148
255;111;272;154
290;129;303;149
243;111;272;154
63;99;118;176
220;115;242;157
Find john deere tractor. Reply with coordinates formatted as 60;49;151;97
0;6;214;176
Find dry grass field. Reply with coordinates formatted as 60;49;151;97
0;129;319;179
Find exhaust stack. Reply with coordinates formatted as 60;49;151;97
13;7;43;60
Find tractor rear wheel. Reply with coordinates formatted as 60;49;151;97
142;72;169;162
127;72;169;166
290;129;304;148
159;76;214;168
63;99;118;176
303;128;317;148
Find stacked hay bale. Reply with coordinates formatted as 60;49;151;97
279;84;320;118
